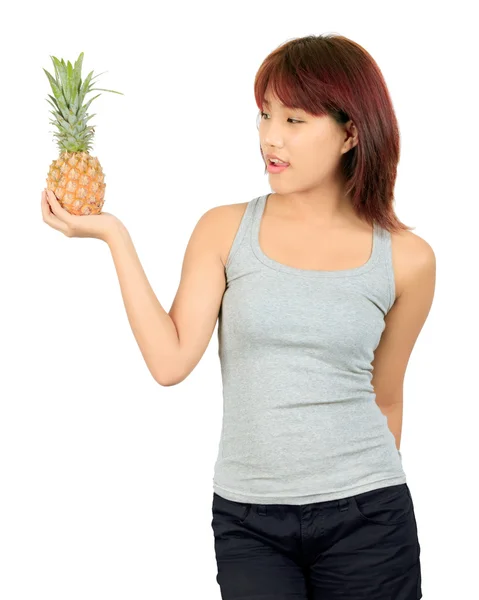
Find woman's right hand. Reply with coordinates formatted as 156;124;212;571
41;188;121;242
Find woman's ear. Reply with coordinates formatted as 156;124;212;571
344;120;358;151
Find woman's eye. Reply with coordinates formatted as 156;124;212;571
260;112;301;124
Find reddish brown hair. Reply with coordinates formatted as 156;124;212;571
254;34;413;233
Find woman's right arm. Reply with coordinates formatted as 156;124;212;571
105;207;227;386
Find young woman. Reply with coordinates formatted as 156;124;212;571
42;33;434;600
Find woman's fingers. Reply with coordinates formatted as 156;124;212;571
41;190;72;237
45;189;72;222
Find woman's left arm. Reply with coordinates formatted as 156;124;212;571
371;233;437;447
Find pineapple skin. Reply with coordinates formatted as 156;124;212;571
46;151;106;216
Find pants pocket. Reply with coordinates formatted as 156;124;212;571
351;483;413;526
212;493;252;524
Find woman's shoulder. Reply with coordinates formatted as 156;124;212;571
390;228;436;298
205;200;251;268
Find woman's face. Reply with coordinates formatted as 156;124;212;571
259;89;357;193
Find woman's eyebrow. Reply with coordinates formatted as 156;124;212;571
263;99;295;109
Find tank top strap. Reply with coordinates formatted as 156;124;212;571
224;196;262;271
374;221;396;311
372;219;391;257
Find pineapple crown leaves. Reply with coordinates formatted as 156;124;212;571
43;52;124;152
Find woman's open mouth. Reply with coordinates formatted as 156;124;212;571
267;160;290;174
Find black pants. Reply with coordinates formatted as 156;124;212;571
211;483;422;599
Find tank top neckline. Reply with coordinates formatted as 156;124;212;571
250;193;382;278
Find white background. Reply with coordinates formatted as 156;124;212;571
1;1;477;598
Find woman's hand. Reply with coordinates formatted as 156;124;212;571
41;188;121;242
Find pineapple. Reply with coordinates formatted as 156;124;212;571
43;52;123;215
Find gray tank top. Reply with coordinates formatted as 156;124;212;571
213;193;406;505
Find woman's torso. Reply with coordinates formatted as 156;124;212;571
211;193;417;505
